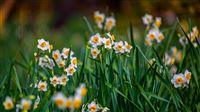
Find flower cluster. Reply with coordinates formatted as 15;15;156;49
52;84;87;110
94;11;116;31
179;26;199;47
89;33;132;59
164;46;182;65
3;95;40;111
142;14;165;46
171;70;192;88
82;100;109;112
35;38;78;91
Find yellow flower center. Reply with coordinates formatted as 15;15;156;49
69;68;75;73
40;42;46;47
59;62;65;67
66;100;72;108
176;77;184;84
81;87;87;96
73;99;82;109
92;50;97;55
53;53;59;60
65;50;69;56
185;73;191;80
145;39;151;46
4;102;14;110
95;16;103;23
92;36;99;44
40;84;46;90
105;39;111;45
117;45;123;50
155;20;161;27
90;105;97;112
72;59;77;65
23;102;31;110
126;44;132;49
55;99;65;107
158;34;164;41
149;34;155;40
111;35;115;41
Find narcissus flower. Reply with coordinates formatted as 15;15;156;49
37;39;50;51
71;57;77;68
124;41;132;53
113;41;125;54
52;50;61;61
73;96;82;109
88;101;98;112
76;84;87;97
103;38;112;49
56;59;66;68
94;11;105;24
65;97;73;109
37;81;47;91
89;33;103;47
3;97;14;110
184;70;192;84
142;14;153;25
90;47;100;59
52;92;66;109
171;74;186;88
62;48;74;59
50;76;59;87
20;99;32;110
153;17;162;28
105;17;116;31
65;65;76;76
59;75;69;86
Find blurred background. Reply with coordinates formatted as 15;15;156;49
0;0;200;77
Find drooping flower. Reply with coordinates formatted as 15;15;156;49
37;39;50;51
90;47;100;59
65;65;76;76
142;14;153;25
52;92;66;109
59;75;69;86
50;76;59;87
3;97;14;110
171;73;186;88
89;33;103;47
113;41;125;54
105;17;116;31
37;81;47;92
184;70;192;84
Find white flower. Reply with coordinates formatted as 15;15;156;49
76;84;87;97
171;73;186;88
94;11;105;24
56;59;66;68
37;81;47;91
106;32;115;42
103;38;112;49
59;75;69;86
50;76;59;87
142;14;153;25
144;38;152;46
124;41;132;53
38;57;55;69
90;47;100;59
65;65;76;76
37;39;50;51
52;50;61;61
105;17;116;31
89;33;103;47
155;32;164;43
61;48;74;59
88;101;98;112
153;17;162;28
164;53;175;65
20;99;32;110
34;96;40;109
73;95;82;109
52;92;66;109
3;97;14;110
113;41;125;54
70;57;77;68
38;57;47;68
146;29;159;40
184;70;192;84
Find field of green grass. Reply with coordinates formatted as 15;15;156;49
0;11;200;112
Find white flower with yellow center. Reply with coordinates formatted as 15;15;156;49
88;101;98;112
76;84;87;97
124;41;132;53
156;32;164;43
52;92;66;109
37;81;47;92
52;50;61;61
50;76;59;87
3;97;14;110
106;32;115;42
20;99;32;110
59;75;69;86
38;57;55;69
146;29;158;40
144;38;152;46
56;59;66;68
65;65;76;76
70;57;77;68
89;33;103;47
164;53;175;65
105;17;116;31
94;11;105;24
62;48;74;59
90;47;100;59
184;70;192;84
113;41;125;54
142;14;153;25
103;38;112;49
171;74;186;88
73;95;82;109
37;39;50;51
153;17;162;28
